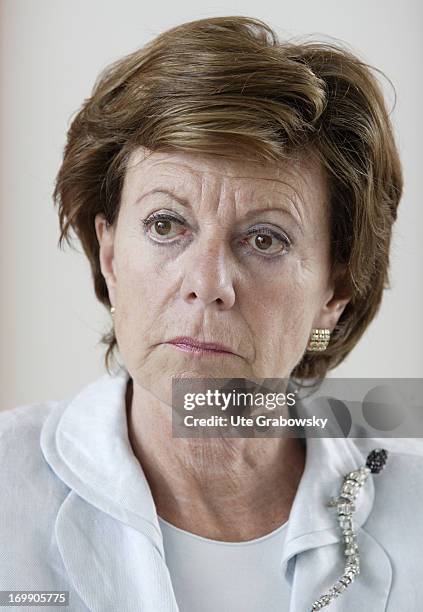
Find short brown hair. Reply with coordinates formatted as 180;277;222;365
53;15;403;381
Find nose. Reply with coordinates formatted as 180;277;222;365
179;238;236;310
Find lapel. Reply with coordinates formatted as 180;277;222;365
40;369;393;612
40;368;179;612
54;490;179;611
281;436;393;611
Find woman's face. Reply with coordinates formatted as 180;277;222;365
96;147;349;399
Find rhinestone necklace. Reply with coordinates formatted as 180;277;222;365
310;448;389;611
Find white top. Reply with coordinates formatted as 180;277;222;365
158;515;291;612
1;368;423;611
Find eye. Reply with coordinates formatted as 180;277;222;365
242;226;291;257
142;212;187;243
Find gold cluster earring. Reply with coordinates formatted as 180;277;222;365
307;328;331;352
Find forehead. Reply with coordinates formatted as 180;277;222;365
125;146;326;188
122;146;329;225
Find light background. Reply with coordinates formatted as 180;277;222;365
1;0;422;410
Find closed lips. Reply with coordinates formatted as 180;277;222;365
167;337;235;353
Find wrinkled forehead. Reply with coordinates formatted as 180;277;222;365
125;145;325;186
121;145;330;225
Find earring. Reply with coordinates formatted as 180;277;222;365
307;328;331;352
110;306;115;318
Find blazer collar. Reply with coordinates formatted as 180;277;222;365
40;369;392;612
281;434;375;564
279;434;392;611
40;367;163;549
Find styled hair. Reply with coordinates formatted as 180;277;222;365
53;15;403;381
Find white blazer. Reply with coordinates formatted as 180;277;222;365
1;368;422;612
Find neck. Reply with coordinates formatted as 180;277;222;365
126;378;306;542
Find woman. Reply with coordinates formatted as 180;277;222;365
1;15;421;612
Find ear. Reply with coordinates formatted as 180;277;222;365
95;213;117;307
314;263;352;332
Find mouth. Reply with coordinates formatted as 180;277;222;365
164;336;237;356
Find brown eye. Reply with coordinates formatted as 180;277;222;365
244;228;291;256
155;219;172;235
254;233;273;250
142;212;186;243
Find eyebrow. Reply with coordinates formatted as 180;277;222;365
135;188;303;230
136;188;189;209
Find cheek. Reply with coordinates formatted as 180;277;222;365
114;227;165;304
112;238;182;363
247;262;322;368
112;242;156;340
